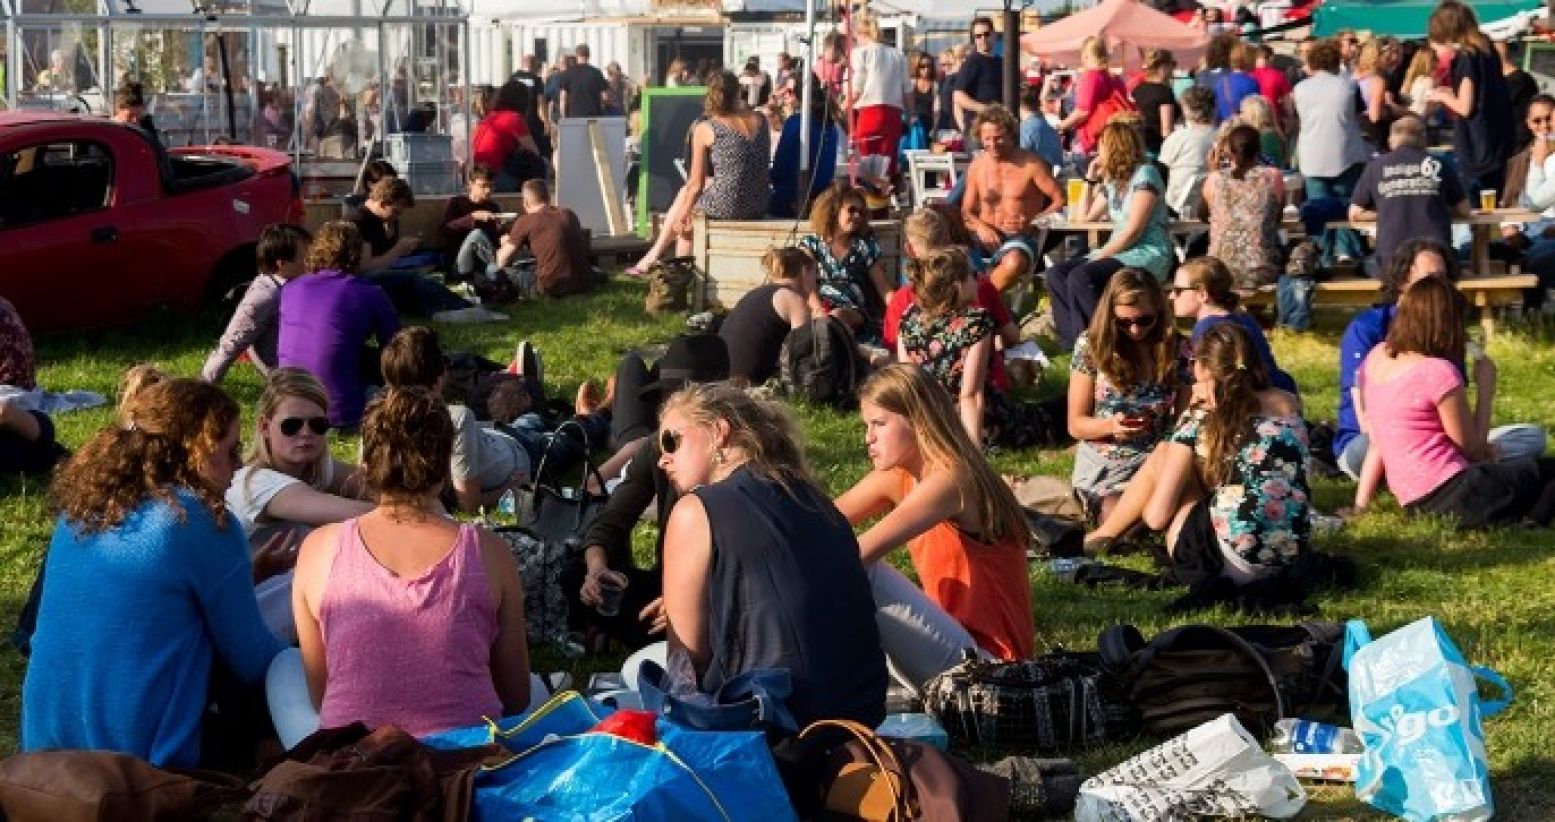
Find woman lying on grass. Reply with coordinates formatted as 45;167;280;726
836;363;1034;691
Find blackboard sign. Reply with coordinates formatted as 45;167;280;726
636;86;707;236
1526;43;1555;94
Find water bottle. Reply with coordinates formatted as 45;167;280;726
1269;719;1365;754
497;489;516;516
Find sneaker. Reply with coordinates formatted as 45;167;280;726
432;306;509;324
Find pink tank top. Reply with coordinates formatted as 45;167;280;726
318;518;503;736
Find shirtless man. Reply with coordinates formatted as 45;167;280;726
961;104;1064;292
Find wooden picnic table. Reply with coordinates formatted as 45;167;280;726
1329;209;1542;279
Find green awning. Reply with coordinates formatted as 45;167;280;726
1311;0;1541;38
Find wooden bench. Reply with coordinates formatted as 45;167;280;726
1242;275;1537;338
690;214;904;311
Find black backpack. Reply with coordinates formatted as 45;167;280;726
779;315;862;408
1098;621;1348;739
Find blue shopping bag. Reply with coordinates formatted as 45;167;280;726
1343;617;1513;822
422;691;798;822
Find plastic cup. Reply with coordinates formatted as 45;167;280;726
1480;189;1497;212
1066;178;1086;219
596;574;626;617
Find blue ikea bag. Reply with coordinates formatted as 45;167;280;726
422;691;798;822
1343;617;1513;822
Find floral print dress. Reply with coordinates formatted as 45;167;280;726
1206;167;1285;289
800;232;883;318
1069;332;1190;505
898;304;993;394
1169;409;1311;581
901;305;1062;449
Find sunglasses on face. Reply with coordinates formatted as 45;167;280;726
1115;313;1157;330
278;416;331;436
973;31;992;39
659;428;683;454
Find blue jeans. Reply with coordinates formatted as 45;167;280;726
1522;236;1555;309
1276;275;1314;331
1303;164;1366;264
361;270;470;316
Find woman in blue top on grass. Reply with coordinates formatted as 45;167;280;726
1170;256;1298;395
1046;118;1175;349
22;378;285;768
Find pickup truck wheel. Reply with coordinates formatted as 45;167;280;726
206;248;257;313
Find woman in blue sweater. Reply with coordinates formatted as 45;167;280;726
22;378;284;768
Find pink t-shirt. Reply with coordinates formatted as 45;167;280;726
1359;353;1470;505
318;519;503;736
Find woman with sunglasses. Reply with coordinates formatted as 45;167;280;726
909;51;939;140
226;368;373;551
1067;268;1189;526
24;378;284;768
800;182;894;336
1170;257;1297;395
1046;119;1174;349
1090;323;1310;584
836;364;1033;690
657;382;886;729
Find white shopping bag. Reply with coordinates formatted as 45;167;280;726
1076;713;1307;822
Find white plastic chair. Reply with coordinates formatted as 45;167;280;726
906;150;960;209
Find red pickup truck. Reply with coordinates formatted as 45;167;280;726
0;112;303;332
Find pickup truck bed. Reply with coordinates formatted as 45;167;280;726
0;112;301;332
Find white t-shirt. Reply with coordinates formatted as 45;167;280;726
226;461;336;538
850;42;909;110
449;404;531;492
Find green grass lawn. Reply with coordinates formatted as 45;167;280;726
4;278;1555;819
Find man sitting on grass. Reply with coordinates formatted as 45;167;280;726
354;178;505;324
496;180;595;298
202;224;312;384
441;164;505;283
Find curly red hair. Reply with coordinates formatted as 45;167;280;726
51;377;239;533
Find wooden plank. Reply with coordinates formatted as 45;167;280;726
586;119;629;236
694;218;904;310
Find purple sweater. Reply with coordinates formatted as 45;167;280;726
277;270;399;428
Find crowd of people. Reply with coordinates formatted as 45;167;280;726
6;1;1555;806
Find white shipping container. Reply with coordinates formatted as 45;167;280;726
506;21;638;78
468;22;512;85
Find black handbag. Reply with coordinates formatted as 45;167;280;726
513;420;609;547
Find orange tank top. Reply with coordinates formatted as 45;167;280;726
897;470;1035;661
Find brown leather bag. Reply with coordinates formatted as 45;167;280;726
241;723;500;822
0;750;246;821
799;718;1011;822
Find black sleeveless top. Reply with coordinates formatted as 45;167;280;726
686;465;886;730
719;284;794;386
